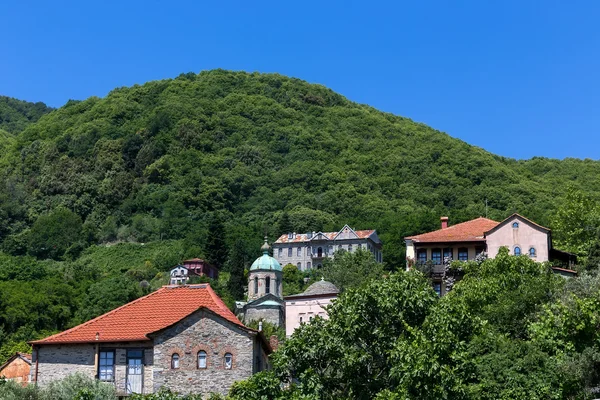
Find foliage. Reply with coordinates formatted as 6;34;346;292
282;263;305;295
320;248;384;292
130;387;205;399
0;373;115;400
0;96;52;134
246;320;286;342
28;207;83;260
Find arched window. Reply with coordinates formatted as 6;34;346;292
512;222;519;229
171;353;180;369
197;351;207;369
299;316;303;324
265;276;271;294
224;353;233;370
529;247;536;257
514;246;521;256
348;244;353;252
254;276;258;294
297;262;301;270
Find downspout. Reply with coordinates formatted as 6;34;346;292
33;345;39;384
94;332;100;379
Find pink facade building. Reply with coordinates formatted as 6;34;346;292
405;214;576;295
284;279;339;337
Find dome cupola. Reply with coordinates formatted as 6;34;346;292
250;237;282;272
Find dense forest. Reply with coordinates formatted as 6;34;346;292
1;69;600;369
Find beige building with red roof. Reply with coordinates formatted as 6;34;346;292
273;225;382;270
30;284;271;396
0;352;31;386
405;214;576;295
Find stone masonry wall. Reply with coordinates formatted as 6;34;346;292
153;309;258;396
34;344;96;385
244;306;283;327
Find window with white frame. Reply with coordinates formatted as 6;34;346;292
198;351;207;369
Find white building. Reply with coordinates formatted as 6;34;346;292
273;225;382;271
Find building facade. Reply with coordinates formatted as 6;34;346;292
30;285;270;396
169;258;219;285
0;352;31;386
284;279;339;337
273;225;383;271
405;214;576;295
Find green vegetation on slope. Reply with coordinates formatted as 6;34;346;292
0;96;53;134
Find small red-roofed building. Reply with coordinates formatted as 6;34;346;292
405;214;577;295
30;284;271;396
169;258;219;285
273;225;383;271
0;352;31;386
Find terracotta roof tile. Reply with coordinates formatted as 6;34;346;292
32;284;245;345
275;230;375;243
406;217;499;243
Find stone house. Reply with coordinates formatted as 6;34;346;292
284;279;339;337
0;352;31;386
405;214;577;295
30;284;271;396
273;225;383;271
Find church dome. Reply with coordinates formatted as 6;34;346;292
303;278;339;296
249;237;282;272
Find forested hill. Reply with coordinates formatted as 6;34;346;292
1;69;600;268
0;96;53;134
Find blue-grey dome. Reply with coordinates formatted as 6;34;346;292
249;238;282;271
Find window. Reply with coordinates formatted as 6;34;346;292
288;247;292;257
307;262;311;269
265;276;271;294
224;353;233;370
338;245;343;251
417;249;427;263
458;248;468;261
514;246;521;256
288;233;293;239
348;244;353;252
433;282;442;296
99;351;114;381
443;248;453;260
529;247;536;257
171;353;180;369
358;244;362;250
297;262;301;270
275;278;279;295
198;351;207;369
299;316;303;323
278;248;282;257
432;248;442;264
297;247;301;256
254;276;258;294
512;222;519;229
475;246;485;256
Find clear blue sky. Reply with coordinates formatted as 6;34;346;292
1;1;598;160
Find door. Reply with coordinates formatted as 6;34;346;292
126;349;144;394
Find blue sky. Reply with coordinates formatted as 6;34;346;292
1;1;598;160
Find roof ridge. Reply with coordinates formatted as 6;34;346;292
205;284;244;327
36;287;168;343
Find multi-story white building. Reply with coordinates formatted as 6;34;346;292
273;225;383;271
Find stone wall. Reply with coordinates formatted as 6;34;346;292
244;305;284;327
152;309;261;396
34;344;96;385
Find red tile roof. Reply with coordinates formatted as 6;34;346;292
32;285;246;345
405;217;499;243
275;230;375;243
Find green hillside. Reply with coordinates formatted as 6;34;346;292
0;70;599;364
0;96;53;134
1;69;599;266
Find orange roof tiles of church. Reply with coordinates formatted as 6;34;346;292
406;217;499;243
31;284;246;345
275;229;376;243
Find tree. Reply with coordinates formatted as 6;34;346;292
28;207;83;260
321;248;384;292
225;239;249;300
206;214;227;270
282;264;304;296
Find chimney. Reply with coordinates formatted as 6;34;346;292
269;335;279;351
441;217;449;229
